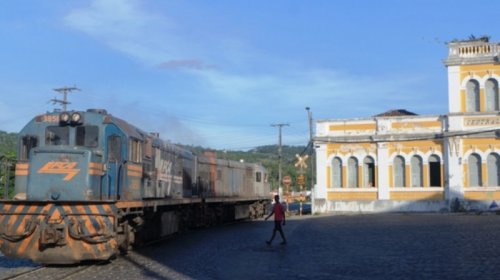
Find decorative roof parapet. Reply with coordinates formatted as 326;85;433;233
444;37;500;66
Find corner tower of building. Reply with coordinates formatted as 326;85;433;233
444;37;500;113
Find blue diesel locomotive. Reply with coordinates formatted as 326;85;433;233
0;109;270;264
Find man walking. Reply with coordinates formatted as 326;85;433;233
265;195;287;245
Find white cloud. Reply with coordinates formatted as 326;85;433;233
65;0;178;65
64;1;428;106
61;0;446;150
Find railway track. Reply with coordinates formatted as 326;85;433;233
2;260;107;280
0;219;256;280
3;266;45;280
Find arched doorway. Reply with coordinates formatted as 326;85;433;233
429;155;441;187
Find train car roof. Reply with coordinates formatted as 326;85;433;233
107;115;145;140
103;110;194;158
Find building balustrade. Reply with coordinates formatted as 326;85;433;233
448;42;500;58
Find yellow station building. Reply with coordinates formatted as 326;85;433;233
313;37;500;212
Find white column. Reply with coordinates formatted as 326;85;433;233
377;142;390;199
315;144;327;200
445;137;464;200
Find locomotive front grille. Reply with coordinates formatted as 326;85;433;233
0;201;118;264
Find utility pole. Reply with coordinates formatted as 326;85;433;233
51;86;80;111
305;107;314;211
271;123;289;199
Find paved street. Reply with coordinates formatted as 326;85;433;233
2;213;500;279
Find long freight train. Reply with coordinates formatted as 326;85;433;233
0;109;270;264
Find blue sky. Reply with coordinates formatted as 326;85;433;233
1;0;499;150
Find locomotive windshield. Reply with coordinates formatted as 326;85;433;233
45;125;99;147
46;126;69;145
76;126;98;147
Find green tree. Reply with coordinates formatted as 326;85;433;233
0;130;17;198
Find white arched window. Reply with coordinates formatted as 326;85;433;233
411;155;423;187
468;153;482;187
363;156;375;187
331;157;342;188
347;157;358;188
485;79;499;111
487;153;500;186
466;79;480;112
394;156;405;187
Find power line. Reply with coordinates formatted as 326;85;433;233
51;86;80;111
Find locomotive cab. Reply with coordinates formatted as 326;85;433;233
15;110;108;201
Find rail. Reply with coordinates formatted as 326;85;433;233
3;259;109;280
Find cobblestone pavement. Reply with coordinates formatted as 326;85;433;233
2;213;500;279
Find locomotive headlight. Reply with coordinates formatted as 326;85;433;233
59;112;70;123
71;112;82;123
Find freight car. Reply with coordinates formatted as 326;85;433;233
0;109;270;264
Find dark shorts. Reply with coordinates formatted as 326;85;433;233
274;220;283;231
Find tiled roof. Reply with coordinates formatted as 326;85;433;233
374;109;418;117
